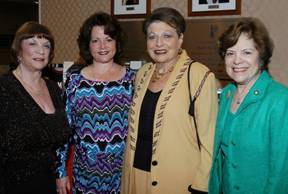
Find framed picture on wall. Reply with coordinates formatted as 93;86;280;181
111;0;151;19
188;0;241;16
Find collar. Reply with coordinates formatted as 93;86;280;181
224;71;272;114
129;50;192;154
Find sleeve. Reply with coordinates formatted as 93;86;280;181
208;87;228;194
264;91;288;193
0;82;9;192
193;71;218;190
55;143;70;178
120;68;140;194
55;75;76;178
120;131;132;194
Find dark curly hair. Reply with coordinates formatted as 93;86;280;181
218;17;274;71
10;21;55;69
143;7;186;37
77;12;124;65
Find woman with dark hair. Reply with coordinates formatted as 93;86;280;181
0;21;71;194
209;18;288;194
121;7;218;194
56;12;135;194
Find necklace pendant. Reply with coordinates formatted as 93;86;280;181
158;68;165;75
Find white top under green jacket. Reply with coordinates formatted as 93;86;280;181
121;50;218;194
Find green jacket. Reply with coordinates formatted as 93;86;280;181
209;71;288;194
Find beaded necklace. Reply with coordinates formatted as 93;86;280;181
151;65;174;82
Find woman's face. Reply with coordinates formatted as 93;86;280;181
19;36;51;71
89;25;116;64
146;21;183;66
225;33;261;85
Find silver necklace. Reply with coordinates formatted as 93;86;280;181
14;69;44;96
235;86;248;104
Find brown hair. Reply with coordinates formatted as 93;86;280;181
10;21;55;68
77;12;124;65
218;17;274;70
143;7;186;37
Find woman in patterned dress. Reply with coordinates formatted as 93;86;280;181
56;12;135;194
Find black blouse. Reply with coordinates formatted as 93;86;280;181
133;89;161;171
0;72;71;194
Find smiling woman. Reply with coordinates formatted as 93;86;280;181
55;12;135;194
0;21;71;194
121;7;218;194
209;17;288;194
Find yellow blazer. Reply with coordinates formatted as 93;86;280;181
121;50;218;194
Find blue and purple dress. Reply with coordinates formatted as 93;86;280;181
56;67;135;194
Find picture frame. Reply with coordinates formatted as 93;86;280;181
111;0;151;19
188;0;241;16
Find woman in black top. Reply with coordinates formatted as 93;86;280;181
0;21;71;194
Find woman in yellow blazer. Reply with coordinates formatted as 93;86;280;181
121;7;218;194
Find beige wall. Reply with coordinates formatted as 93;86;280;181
40;0;288;85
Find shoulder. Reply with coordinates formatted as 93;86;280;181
0;72;12;82
255;71;288;100
66;63;85;76
268;79;288;93
45;78;62;94
45;78;59;88
219;83;235;98
221;83;235;92
66;68;82;84
189;61;215;80
134;62;153;82
64;70;83;97
137;62;153;74
190;61;211;74
263;80;288;120
266;79;288;102
65;64;84;84
0;73;16;109
0;72;14;91
189;61;217;85
125;67;136;80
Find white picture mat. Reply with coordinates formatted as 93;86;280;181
114;0;147;15
192;0;236;12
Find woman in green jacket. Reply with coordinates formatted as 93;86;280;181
209;18;288;194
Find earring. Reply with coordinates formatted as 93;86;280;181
17;57;22;65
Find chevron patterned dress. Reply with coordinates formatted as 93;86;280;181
56;68;135;194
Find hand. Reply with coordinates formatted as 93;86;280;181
56;176;71;194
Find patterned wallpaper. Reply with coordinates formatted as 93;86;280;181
242;0;288;85
40;0;110;63
40;0;288;85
